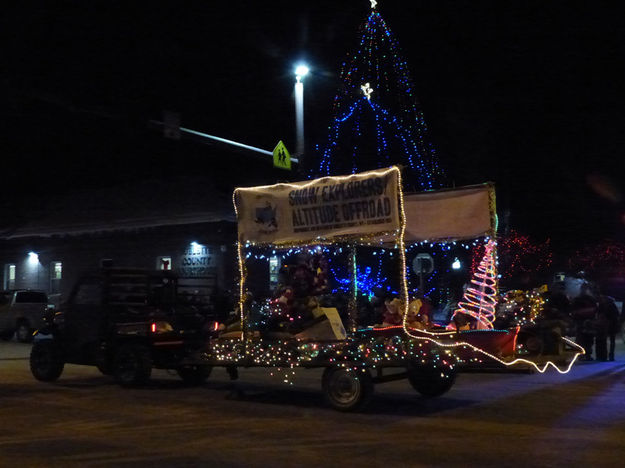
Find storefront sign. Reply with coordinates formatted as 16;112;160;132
235;167;401;244
178;244;216;278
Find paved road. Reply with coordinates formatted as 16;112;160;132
1;340;625;467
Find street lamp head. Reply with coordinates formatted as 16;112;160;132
294;64;309;82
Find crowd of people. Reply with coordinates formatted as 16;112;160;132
495;285;623;361
568;292;621;361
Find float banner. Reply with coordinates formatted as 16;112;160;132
235;167;400;244
401;183;495;242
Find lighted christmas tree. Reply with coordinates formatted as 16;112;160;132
313;1;445;190
451;239;498;330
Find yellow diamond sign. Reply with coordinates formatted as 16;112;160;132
273;140;291;170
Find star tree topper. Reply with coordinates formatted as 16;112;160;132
361;82;373;100
370;0;378;9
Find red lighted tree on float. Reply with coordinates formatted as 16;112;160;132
452;239;498;330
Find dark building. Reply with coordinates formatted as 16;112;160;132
0;178;237;307
1;98;296;307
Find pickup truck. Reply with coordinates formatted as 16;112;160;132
0;290;50;342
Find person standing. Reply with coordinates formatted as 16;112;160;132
571;294;598;360
598;295;620;361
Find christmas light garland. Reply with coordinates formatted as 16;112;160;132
494;230;553;280
569;240;625;277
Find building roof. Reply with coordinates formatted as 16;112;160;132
0;176;236;239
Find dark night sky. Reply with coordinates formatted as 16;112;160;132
2;0;625;251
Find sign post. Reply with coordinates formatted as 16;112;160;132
412;253;434;297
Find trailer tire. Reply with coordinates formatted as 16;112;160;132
408;364;456;398
322;367;373;412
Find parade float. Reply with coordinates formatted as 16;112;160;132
198;166;584;411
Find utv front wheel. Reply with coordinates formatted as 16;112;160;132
30;340;64;382
322;367;373;412
177;365;212;386
113;344;152;387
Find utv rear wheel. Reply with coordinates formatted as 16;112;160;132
177;365;212;386
113;344;152;387
30;340;64;382
408;364;456;398
322;367;373;412
16;322;33;343
95;343;113;375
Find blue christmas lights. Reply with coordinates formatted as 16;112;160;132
330;255;390;296
313;11;445;189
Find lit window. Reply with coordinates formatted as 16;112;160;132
53;262;62;279
49;262;62;294
157;256;172;271
4;264;16;290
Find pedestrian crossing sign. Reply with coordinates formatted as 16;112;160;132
273;140;291;170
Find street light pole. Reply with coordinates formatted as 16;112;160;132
294;64;309;169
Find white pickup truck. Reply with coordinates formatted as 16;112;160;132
0;290;50;342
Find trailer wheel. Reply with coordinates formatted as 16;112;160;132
113;344;152;387
322;367;373;412
30;340;64;382
408;364;456;398
177;365;212;386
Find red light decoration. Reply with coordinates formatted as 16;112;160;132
569;240;625;277
487;230;553;281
